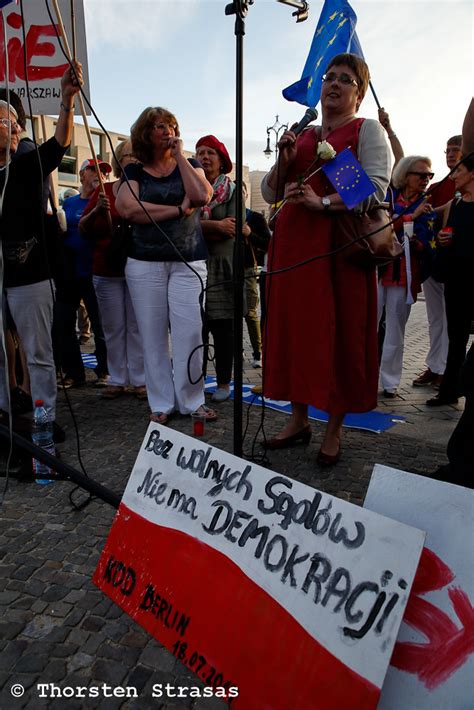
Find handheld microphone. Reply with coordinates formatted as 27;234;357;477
292;107;318;136
279;107;318;149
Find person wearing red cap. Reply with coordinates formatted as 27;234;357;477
116;107;216;424
196;135;241;403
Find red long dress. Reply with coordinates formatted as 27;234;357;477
263;119;378;415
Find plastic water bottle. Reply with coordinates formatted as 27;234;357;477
32;399;55;485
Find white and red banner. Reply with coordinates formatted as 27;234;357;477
94;426;425;709
364;465;474;709
0;0;89;114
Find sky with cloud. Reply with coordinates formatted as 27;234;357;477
82;0;472;180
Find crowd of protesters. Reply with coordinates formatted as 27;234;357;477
0;54;472;486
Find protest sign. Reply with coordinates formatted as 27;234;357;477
94;427;425;709
364;465;474;709
0;0;90;114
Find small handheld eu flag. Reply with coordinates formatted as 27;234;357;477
322;148;376;209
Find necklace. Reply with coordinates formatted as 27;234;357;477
322;114;356;137
148;159;176;178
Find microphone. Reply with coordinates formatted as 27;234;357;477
279;107;318;149
292;107;318;136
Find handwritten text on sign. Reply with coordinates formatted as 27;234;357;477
94;426;425;710
0;0;90;114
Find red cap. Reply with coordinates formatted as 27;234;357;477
195;135;233;174
80;158;112;174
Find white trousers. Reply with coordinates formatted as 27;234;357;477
422;276;448;375
93;276;145;387
125;258;207;414
1;280;56;419
377;283;412;393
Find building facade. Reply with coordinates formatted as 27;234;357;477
28;116;254;209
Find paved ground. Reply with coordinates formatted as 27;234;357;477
0;300;470;709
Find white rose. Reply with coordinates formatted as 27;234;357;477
317;141;336;161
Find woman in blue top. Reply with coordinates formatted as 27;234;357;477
116;107;216;424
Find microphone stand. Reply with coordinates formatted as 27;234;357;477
0;424;121;508
225;0;249;457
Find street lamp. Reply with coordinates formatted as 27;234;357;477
263;115;288;159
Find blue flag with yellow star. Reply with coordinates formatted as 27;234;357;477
322;148;375;209
283;0;363;107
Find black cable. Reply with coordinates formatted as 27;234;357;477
44;0;213;385
45;0;474;459
243;153;287;463
18;0;93;510
241;150;474;460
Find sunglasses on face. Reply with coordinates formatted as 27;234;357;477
408;171;434;180
322;72;358;87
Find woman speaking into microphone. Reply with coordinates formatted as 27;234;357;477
261;53;392;467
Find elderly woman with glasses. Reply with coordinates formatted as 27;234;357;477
116;107;217;424
377;156;437;397
261;53;391;466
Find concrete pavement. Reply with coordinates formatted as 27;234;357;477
0;299;469;709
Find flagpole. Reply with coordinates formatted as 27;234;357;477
51;0;112;232
369;80;381;109
40;115;58;210
70;0;77;60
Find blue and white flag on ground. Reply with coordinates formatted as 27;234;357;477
322;147;375;209
283;0;363;108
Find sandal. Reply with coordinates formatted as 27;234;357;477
192;405;217;422
134;386;147;400
150;412;169;424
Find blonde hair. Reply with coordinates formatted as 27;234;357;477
392;155;432;189
112;139;133;178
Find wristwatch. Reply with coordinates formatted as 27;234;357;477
321;196;331;210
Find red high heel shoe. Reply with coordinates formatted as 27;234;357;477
262;425;312;450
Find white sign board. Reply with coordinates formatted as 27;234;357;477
94;426;425;709
364;465;474;709
0;0;90;114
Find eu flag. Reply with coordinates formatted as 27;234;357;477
322;148;375;209
283;0;363;108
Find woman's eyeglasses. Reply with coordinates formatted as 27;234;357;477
0;118;20;131
153;123;176;132
322;72;358;87
408;171;434;180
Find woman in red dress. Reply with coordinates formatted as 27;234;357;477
261;53;392;466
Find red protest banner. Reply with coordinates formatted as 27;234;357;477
94;426;425;709
365;465;474;709
0;0;89;114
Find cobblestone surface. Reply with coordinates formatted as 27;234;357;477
0;301;470;708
